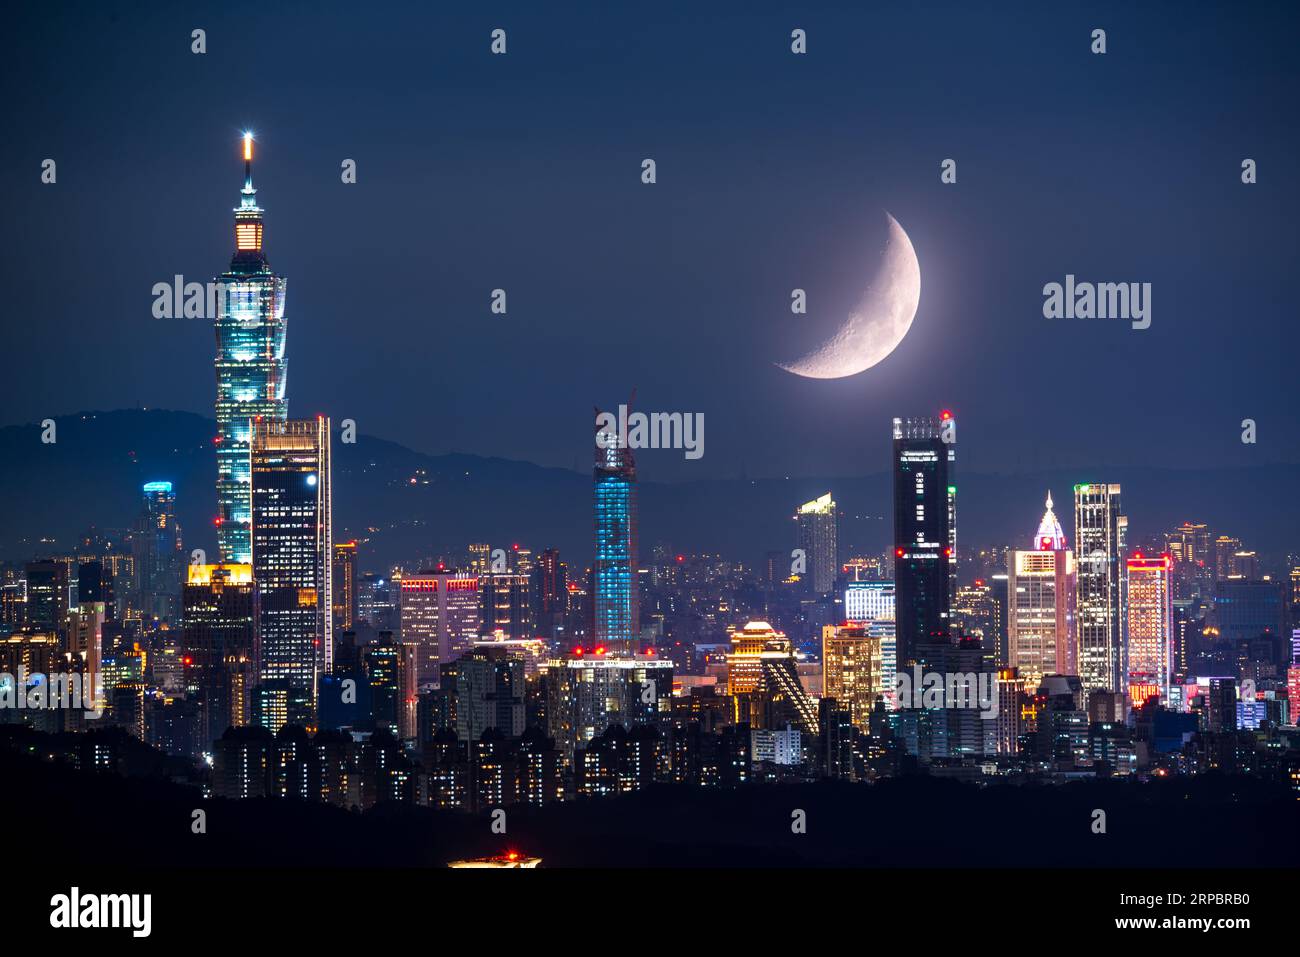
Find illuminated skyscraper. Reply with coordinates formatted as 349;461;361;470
794;493;838;596
215;133;289;564
892;413;956;670
400;569;481;685
251;417;331;724
182;563;255;747
545;651;671;757
594;411;638;654
822;622;886;730
1126;553;1173;706
133;481;184;622
725;620;819;735
23;560;67;635
1007;492;1076;688
482;572;533;640
1213;535;1241;581
1073;483;1126;695
844;580;895;624
1164;521;1212;599
331;541;358;634
532;547;567;640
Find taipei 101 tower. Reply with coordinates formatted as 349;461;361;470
214;133;288;563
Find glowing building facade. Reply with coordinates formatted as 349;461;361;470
400;569;481;685
1073;483;1127;695
794;492;838;596
182;563;256;749
1126;554;1173;705
215;133;288;564
892;413;956;670
822;622;886;730
845;580;895;624
593;417;638;654
250;417;331;724
133;481;184;622
1007;492;1076;688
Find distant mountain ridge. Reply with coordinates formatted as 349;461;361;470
2;410;1297;574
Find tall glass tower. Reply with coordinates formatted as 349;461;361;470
214;133;288;564
251;417;332;726
794;492;838;596
593;412;639;654
1073;483;1126;694
892;414;956;671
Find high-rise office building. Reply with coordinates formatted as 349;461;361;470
438;646;527;743
794;493;838;596
844;580;895;625
725;621;819;735
23;560;68;635
1228;550;1260;581
361;634;417;739
545;652;671;758
215;133;289;564
1073;483;1126;695
466;544;491;577
1212;578;1285;646
133;481;184;622
400;569;482;685
594;413;638;654
481;572;534;641
1126;553;1173;706
532;547;568;640
1165;521;1212;599
821;622;886;730
251;417;332;722
1213;536;1242;582
182;563;256;747
892;413;955;670
331;541;358;634
1007;492;1076;688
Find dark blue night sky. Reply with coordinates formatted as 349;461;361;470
4;0;1297;482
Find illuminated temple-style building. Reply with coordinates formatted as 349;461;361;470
215;133;288;564
1007;492;1076;688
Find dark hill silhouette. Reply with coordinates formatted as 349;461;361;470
2;410;1297;573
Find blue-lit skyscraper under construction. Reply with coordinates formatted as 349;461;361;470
214;133;288;564
593;413;639;654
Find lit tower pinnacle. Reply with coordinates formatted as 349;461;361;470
214;132;289;564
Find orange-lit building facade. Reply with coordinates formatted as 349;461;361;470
1126;554;1173;706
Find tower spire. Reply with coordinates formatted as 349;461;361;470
243;131;254;192
1035;490;1066;550
233;132;264;256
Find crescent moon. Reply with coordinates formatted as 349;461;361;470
777;212;921;379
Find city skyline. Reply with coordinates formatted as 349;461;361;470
3;3;1297;921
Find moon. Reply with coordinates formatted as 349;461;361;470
777;212;921;379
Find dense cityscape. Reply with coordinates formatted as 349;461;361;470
2;136;1297;845
5;7;1298;936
